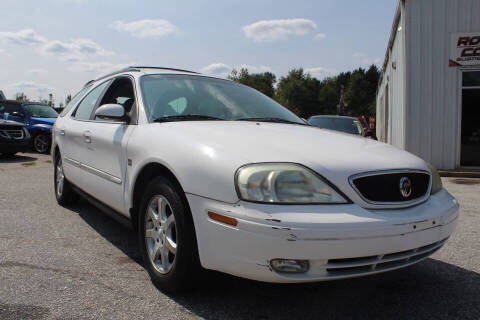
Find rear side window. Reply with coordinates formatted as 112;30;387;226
60;87;89;117
73;80;111;120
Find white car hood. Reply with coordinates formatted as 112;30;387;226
133;121;429;206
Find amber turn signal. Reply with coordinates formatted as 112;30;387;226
208;211;238;226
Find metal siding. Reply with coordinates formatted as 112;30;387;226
376;3;405;148
405;0;479;169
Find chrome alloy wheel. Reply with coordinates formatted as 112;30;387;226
56;157;65;197
145;195;177;274
34;134;49;153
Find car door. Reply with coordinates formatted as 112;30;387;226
60;80;112;194
76;76;137;214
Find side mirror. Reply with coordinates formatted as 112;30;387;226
94;104;126;121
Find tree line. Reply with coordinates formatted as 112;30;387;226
228;64;380;118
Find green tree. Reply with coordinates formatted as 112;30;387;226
275;68;321;118
15;92;30;102
228;68;276;98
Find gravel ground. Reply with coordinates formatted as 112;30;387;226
1;152;479;320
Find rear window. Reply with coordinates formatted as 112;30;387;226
60;86;90;117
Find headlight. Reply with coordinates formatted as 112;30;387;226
235;163;349;204
427;163;443;194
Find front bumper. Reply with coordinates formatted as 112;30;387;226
187;189;459;283
0;137;31;154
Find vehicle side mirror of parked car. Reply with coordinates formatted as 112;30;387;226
94;104;127;122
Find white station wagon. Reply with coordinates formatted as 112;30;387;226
52;66;459;292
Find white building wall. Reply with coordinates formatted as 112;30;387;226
377;2;406;149
404;0;480;169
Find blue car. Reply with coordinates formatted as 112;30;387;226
0;100;58;153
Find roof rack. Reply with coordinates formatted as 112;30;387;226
128;66;199;74
84;66;199;88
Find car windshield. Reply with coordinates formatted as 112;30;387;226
308;117;363;135
25;104;58;118
140;74;304;123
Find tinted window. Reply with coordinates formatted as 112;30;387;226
74;80;111;120
463;71;480;87
309;117;363;135
60;87;90;117
141;74;303;123
0;102;22;115
24;104;58;118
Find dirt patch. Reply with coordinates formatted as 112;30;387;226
21;162;36;167
0;303;50;320
451;178;480;185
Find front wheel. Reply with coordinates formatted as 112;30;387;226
54;153;77;206
33;133;51;154
137;176;200;292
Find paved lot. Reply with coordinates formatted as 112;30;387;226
1;152;479;320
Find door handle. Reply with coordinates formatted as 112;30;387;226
83;131;91;143
59;129;65;136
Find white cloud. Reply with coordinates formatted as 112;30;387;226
200;63;232;77
305;67;337;79
25;69;47;77
0;29;112;61
41;38;113;61
314;33;327;40
242;18;317;42
0;29;47;45
360;57;381;65
236;64;272;73
111;19;178;38
8;81;52;93
200;63;272;78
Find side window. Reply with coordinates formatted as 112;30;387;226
60;86;89;117
73;80;111;120
95;77;135;121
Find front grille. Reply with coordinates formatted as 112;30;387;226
325;238;448;276
350;170;430;204
0;128;25;140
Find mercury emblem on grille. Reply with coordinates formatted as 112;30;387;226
399;177;412;198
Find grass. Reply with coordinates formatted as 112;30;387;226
45;160;52;163
21;162;36;167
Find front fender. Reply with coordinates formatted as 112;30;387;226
29;124;53;135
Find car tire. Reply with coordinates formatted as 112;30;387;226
137;176;200;292
54;153;77;206
33;133;51;154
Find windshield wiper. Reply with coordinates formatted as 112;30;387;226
153;115;224;122
236;117;306;125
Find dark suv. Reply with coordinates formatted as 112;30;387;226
0;119;31;157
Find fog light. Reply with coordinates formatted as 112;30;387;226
270;259;309;273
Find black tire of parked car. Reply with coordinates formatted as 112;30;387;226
33;133;51;154
54;153;78;206
137;176;200;293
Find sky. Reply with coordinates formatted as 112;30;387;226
0;0;397;105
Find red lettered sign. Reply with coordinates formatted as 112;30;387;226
450;32;480;67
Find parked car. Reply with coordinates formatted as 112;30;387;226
52;66;458;292
0;100;58;153
0;119;31;157
308;115;367;137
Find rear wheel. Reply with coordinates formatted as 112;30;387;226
33;133;51;154
137;176;200;292
54;153;77;206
